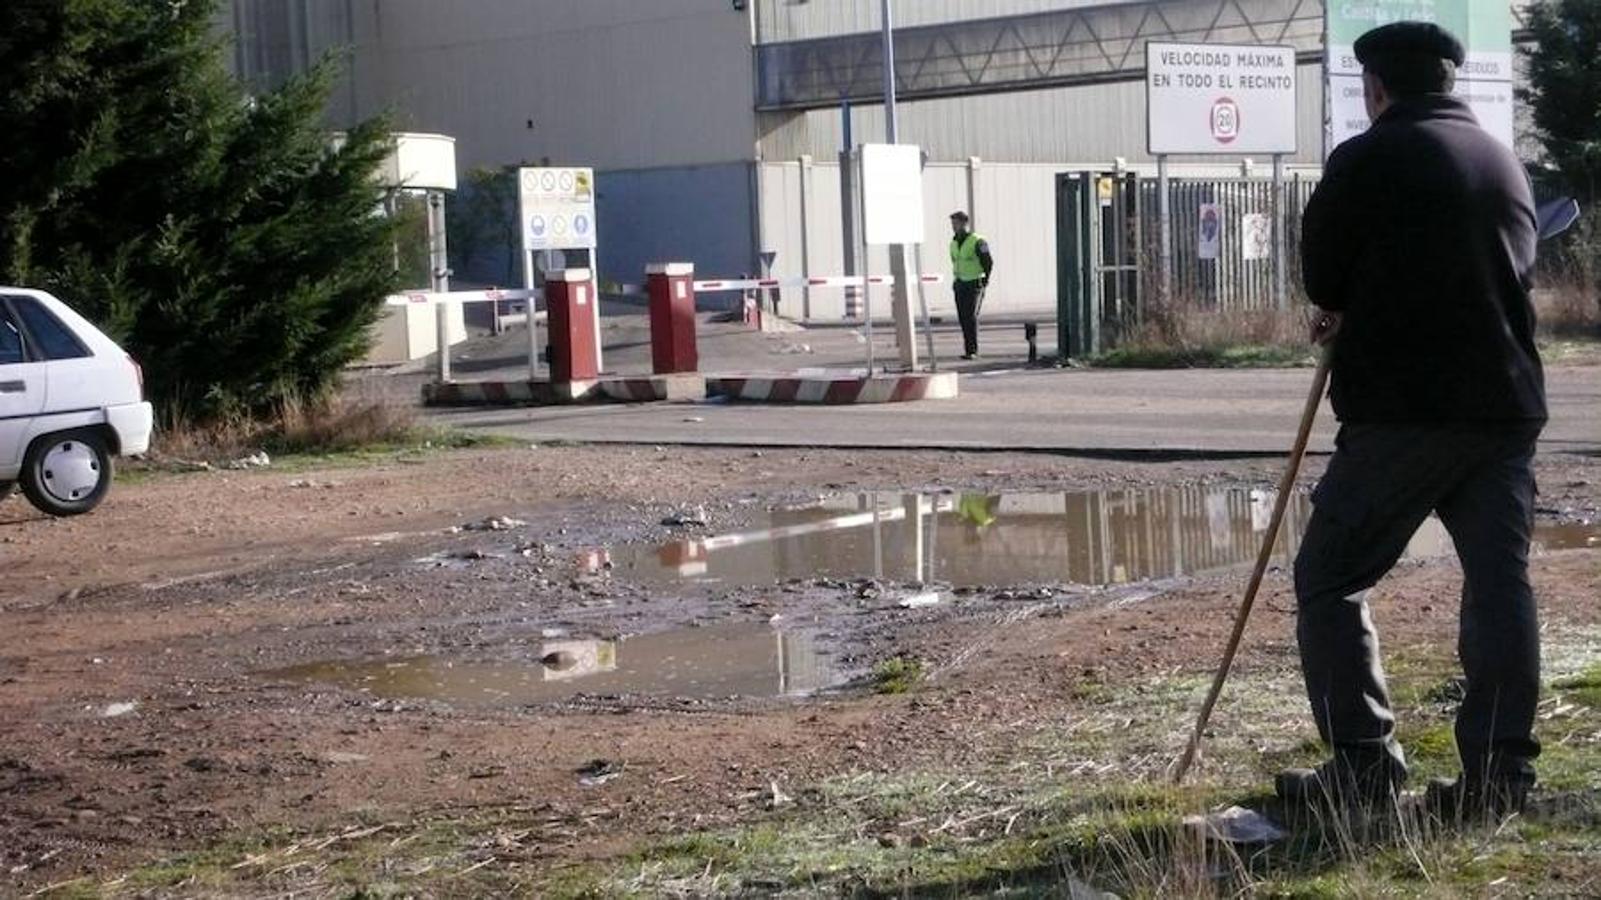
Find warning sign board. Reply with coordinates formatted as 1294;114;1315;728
1147;42;1298;155
519;167;597;252
1241;213;1272;261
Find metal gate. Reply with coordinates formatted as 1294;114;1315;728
1057;171;1318;358
1141;177;1318;312
1055;172;1143;359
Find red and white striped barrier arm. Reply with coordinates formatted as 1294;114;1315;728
384;288;539;307
690;274;945;293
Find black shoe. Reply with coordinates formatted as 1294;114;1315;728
1276;758;1403;817
1423;776;1528;826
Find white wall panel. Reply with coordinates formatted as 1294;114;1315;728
758;160;1066;322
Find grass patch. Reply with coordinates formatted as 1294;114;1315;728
1553;664;1601;708
1090;343;1316;369
870;656;924;695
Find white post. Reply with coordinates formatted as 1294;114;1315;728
525;250;541;381
1272;153;1287;311
1157;155;1173;303
965;156;981;224
798;155;814;320
586;247;604;374
859;167;876;374
427;191;452;383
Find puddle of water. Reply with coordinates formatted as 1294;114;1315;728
609;489;1597;589
269;625;837;706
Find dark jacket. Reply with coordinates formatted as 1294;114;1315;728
1302;94;1545;424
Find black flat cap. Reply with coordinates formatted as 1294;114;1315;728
1355;21;1465;68
949;210;970;221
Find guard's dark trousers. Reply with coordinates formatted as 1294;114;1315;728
953;280;982;356
1294;422;1543;788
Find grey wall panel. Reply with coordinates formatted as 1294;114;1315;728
597;164;757;295
759;62;1326;164
224;0;758;172
365;2;757;171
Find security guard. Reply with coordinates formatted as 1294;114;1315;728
949;211;993;360
1277;22;1545;824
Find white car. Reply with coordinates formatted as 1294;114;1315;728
0;288;153;516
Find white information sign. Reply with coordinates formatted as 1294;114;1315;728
1241;214;1272;261
1147;42;1298;155
518;167;597;252
859;143;925;245
1198;203;1222;260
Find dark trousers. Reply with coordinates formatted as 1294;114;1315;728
1294;422;1543;787
953;280;982;356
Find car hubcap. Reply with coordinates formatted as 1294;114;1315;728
41;440;101;504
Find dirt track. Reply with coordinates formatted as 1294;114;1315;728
2;445;1598;892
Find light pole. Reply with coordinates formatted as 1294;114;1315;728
879;0;918;369
881;0;898;142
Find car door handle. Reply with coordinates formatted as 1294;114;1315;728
0;380;25;394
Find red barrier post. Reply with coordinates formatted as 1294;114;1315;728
545;268;600;382
646;263;698;374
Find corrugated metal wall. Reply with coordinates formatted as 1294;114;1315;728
759;62;1326;164
758;0;1143;43
224;0;758;172
598;164;757;294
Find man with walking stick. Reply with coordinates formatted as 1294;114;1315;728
1274;22;1546;823
948;211;993;360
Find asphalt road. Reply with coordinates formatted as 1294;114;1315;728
423;365;1601;457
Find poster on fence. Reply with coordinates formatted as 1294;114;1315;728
1242;214;1272;261
1198;204;1222;260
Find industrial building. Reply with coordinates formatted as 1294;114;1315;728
218;1;1533;327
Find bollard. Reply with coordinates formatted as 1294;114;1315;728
545;268;600;382
1024;322;1038;365
646;263;698;374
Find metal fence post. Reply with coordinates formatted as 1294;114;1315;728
1157;155;1173;304
1272;154;1287;311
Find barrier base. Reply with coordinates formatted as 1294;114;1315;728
423;375;705;407
706;372;958;405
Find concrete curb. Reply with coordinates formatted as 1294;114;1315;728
706;372;959;404
423;375;705;407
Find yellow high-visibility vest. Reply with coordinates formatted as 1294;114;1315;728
951;233;987;283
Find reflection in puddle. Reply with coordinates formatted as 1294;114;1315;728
270;625;836;706
612;488;1597;588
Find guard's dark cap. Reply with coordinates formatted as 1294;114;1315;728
1354;21;1465;68
949;210;969;221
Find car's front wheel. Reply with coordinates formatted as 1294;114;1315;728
20;430;112;516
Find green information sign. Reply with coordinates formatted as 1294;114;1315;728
1327;1;1512;55
1325;0;1515;153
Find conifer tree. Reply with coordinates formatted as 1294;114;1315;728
0;0;399;419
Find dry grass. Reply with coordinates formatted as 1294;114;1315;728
1093;296;1316;369
149;395;425;465
1534;283;1601;339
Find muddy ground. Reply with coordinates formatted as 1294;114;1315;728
1;444;1598;895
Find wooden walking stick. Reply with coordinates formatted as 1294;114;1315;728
1171;344;1334;785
